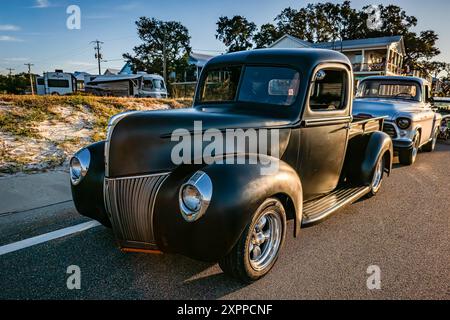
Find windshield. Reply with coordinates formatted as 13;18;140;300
198;66;300;106
153;79;165;90
143;78;165;91
356;80;421;101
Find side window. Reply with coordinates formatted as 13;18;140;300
309;68;348;111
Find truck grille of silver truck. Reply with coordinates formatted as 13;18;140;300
104;173;169;250
383;122;397;138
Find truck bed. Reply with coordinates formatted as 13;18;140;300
349;116;387;139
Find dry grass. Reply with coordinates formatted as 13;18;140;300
0;94;192;175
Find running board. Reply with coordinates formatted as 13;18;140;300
302;186;371;226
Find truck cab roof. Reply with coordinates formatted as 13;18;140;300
207;48;351;72
359;75;430;87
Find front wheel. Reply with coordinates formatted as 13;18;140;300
219;198;286;283
422;128;438;152
368;154;385;197
399;133;420;165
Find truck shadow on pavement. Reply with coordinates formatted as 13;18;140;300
81;228;246;300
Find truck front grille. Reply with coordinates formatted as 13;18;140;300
104;173;169;249
383;123;397;138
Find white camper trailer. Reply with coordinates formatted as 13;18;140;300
85;73;167;98
36;70;77;95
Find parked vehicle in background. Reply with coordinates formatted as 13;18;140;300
438;115;450;141
353;76;442;165
70;49;393;283
85;73;168;98
36;70;77;95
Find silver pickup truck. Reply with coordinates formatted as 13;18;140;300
353;76;442;165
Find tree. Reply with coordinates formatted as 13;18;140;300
216;15;257;52
254;2;366;47
0;73;30;94
254;23;282;49
123;17;191;82
251;2;441;74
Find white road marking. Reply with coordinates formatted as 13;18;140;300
0;221;101;256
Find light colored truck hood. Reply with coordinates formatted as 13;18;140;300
352;98;423;121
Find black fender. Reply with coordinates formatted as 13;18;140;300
153;155;302;262
360;131;393;184
70;141;111;227
343;131;393;185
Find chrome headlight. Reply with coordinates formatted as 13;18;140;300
179;171;213;222
396;117;412;130
70;148;90;185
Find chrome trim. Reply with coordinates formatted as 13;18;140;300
179;171;213;222
304;115;352;127
104;172;169;245
104;111;140;177
70;148;90;186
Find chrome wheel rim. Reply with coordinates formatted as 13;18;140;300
372;158;383;191
432;130;438;149
412;135;420;160
249;211;282;271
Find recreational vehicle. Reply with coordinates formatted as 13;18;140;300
85;73;167;98
36;70;77;95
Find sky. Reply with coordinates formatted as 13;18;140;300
0;0;449;76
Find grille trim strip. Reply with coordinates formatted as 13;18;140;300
104;173;169;247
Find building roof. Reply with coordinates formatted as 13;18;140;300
269;34;405;54
189;52;218;68
73;71;91;81
313;36;403;51
269;34;312;48
104;68;120;75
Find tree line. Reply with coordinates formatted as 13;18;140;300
0;74;32;95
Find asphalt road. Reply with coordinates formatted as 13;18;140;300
0;143;449;300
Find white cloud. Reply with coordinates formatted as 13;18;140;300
2;57;29;62
0;36;23;42
33;0;51;8
0;25;21;31
67;61;96;67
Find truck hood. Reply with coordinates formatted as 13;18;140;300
107;107;292;177
352;98;423;121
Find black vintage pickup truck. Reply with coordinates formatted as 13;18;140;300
70;48;393;283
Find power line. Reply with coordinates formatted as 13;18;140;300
91;40;104;75
24;63;35;95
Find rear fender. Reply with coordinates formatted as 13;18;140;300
343;132;393;185
360;131;393;184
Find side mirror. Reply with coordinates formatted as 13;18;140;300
314;70;327;81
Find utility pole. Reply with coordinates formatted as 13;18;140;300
6;68;15;77
24;63;35;95
91;40;104;75
162;33;167;84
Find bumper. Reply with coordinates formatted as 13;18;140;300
392;139;414;151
